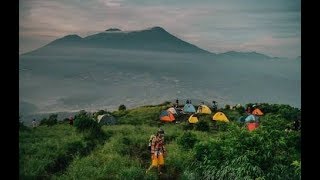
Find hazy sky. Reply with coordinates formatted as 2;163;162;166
19;0;300;58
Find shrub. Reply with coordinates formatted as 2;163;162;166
213;121;229;131
195;120;210;132
182;123;194;131
177;131;198;149
118;104;127;111
19;120;29;131
96;109;108;115
74;116;100;133
40;114;58;126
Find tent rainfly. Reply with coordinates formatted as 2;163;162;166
188;114;199;124
212;112;229;122
196;105;212;114
252;108;264;116
159;110;175;122
97;114;117;125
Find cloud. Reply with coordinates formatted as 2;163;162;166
19;0;300;58
98;0;123;7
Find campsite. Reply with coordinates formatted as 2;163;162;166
19;101;301;179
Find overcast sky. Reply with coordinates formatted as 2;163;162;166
19;0;300;58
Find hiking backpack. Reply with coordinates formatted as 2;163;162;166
148;135;156;152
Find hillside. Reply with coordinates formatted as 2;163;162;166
19;102;301;179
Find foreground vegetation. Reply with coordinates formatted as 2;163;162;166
19;102;301;179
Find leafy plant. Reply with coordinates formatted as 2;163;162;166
177;131;198;149
40;114;58;126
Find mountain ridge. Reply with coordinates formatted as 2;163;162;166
21;26;282;59
24;26;212;55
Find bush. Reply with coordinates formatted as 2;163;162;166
40;114;58;126
182;123;194;130
195;120;210;132
74;116;100;133
19;120;29;131
177;131;198;149
118;104;127;111
213;121;229;131
96;109;108;115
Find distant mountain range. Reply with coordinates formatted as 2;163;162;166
22;26;283;60
19;26;300;121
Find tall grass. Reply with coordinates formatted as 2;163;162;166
19;124;84;178
20;103;301;179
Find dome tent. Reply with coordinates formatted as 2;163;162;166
212;112;229;122
97;114;117;125
183;104;196;113
159;110;175;122
196;104;212;114
188;114;199;124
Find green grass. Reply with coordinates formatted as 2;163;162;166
20;102;301;179
19;124;84;178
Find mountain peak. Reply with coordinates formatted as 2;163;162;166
47;34;82;45
149;26;165;31
62;34;82;39
105;28;121;32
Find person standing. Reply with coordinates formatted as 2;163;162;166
69;116;74;126
32;119;37;128
212;101;217;111
175;98;179;108
146;128;166;175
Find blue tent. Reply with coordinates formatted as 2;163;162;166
245;115;259;122
183;104;196;113
238;116;247;123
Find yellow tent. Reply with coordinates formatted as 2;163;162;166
188;114;199;124
212;112;229;122
197;105;212;114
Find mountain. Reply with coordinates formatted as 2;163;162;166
219;51;273;60
22;26;284;60
24;26;212;55
19;26;300;118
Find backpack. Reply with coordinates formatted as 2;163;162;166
148;135;156;152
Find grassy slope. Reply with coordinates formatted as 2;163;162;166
19;103;301;179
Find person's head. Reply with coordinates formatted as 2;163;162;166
157;128;165;137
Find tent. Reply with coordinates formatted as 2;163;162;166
97;114;117;125
183;104;196;113
167;107;180;115
188;114;199;124
247;122;259;131
252;108;264;116
212;112;229;122
196;105;212;114
159;110;175;122
238;116;247;123
245;115;259;123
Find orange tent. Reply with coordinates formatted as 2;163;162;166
252;108;263;116
159;110;175;122
247;122;259;131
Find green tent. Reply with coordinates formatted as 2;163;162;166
97;114;117;125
